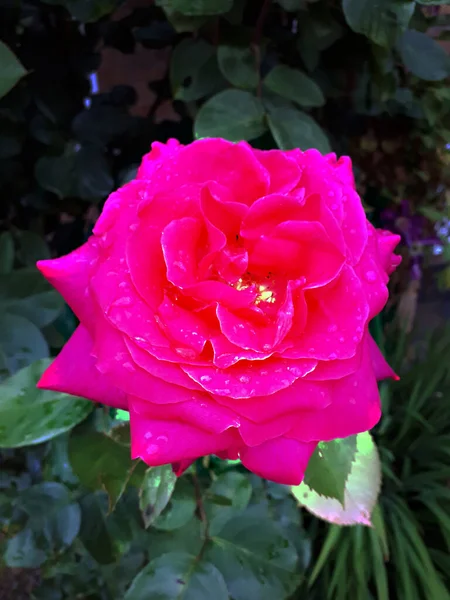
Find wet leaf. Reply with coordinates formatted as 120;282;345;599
264;65;325;107
125;552;229;600
303;436;357;505
0;359;93;447
69;431;145;511
267;105;331;153
195;90;267;141
139;465;177;528
397;30;450;82
292;432;381;526
206;514;301;600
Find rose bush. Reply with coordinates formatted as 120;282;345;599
37;138;400;485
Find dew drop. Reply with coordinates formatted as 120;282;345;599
364;270;377;283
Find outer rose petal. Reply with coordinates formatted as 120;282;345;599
368;335;399;381
138;138;270;205
240;438;317;485
252;149;302;194
38;325;127;409
288;334;381;442
131;395;240;434
37;241;98;329
130;401;240;466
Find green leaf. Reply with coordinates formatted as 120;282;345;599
0;231;14;274
218;45;258;89
35;145;113;201
5;482;81;567
0;268;64;328
139;465;177;528
292;431;381;526
42;0;118;22
125;552;229;600
170;39;225;102
152;477;197;531
206;471;252;533
4;527;47;568
397;30;450;81
155;0;208;32
343;0;414;47
416;0;450;4
0;359;93;448
267;105;331;153
264;65;325;108
195;90;267;141
0;41;27;99
78;492;117;564
16;230;51;265
43;433;78;485
276;0;305;10
206;514;301;600
171;0;233;15
303;436;357;505
69;431;145;511
0;314;49;376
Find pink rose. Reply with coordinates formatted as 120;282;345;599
37;139;400;485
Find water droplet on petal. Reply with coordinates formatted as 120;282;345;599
328;324;338;333
364;270;377;283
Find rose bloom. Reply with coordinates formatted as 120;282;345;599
37;139;400;485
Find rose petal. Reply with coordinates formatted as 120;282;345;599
283;265;369;361
37;325;127;409
93;320;202;401
240;437;317;485
131;395;240;434
130;404;240;466
162;217;205;289
214;377;331;422
288;334;381;441
37;241;98;329
182;356;317;399
217;280;298;353
253;149;302;194
368;335;398;381
139;138;270;205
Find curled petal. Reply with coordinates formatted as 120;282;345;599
377;230;402;275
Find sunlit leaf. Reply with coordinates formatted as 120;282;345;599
292;432;381;526
303;436;357;505
139;465;177;528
